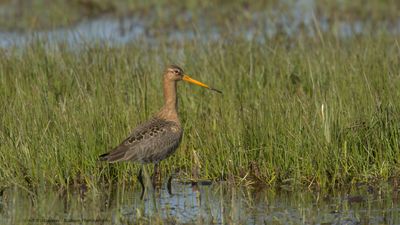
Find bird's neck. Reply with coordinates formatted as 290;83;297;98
158;79;179;122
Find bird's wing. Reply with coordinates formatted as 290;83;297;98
99;118;182;163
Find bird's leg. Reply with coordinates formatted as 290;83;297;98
137;167;145;200
167;175;173;196
152;163;162;190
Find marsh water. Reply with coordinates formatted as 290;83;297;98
1;0;400;48
1;181;399;224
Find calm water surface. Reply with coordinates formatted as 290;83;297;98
1;0;399;48
0;181;399;224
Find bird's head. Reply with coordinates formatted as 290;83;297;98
165;65;185;81
164;65;222;93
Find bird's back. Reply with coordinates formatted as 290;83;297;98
99;117;183;163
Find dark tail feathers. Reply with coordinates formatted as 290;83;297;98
98;153;110;161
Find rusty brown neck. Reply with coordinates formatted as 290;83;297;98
157;78;179;122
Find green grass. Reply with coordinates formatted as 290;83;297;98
0;33;399;192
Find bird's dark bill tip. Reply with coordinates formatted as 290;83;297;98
210;87;222;94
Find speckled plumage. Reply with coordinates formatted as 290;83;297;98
99;117;182;163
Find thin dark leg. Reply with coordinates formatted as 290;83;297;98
152;163;161;189
167;175;173;195
137;167;145;200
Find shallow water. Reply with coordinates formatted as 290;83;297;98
0;0;399;48
1;181;399;224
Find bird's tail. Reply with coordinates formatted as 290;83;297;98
98;149;126;163
98;153;110;161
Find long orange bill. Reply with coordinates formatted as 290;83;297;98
182;75;222;94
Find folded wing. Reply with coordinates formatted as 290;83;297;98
99;118;182;163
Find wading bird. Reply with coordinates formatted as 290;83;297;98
99;65;221;196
